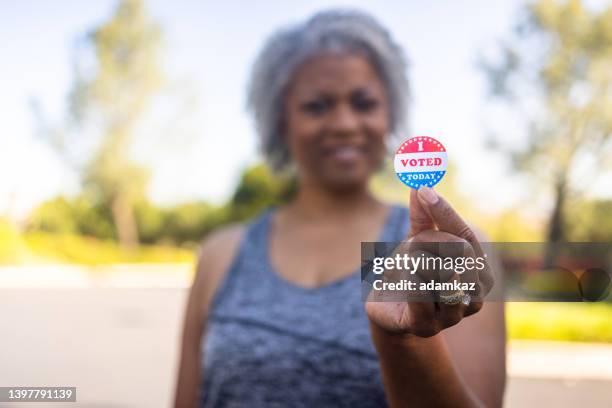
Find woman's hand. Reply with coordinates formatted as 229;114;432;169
365;186;494;338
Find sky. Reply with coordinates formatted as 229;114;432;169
1;0;609;220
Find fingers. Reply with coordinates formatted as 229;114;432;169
416;186;482;255
408;188;435;238
375;188;496;337
401;246;468;335
409;229;474;260
463;300;483;317
407;229;484;331
404;302;440;337
437;302;466;328
404;301;469;336
409;229;479;295
416;186;494;300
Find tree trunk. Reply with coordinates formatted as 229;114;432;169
543;175;567;268
111;193;139;249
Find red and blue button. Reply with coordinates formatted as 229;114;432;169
394;136;448;189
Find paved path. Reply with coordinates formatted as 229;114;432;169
0;289;610;408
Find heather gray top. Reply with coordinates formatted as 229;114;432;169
199;204;410;407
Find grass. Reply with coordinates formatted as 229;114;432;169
507;302;612;343
0;228;195;266
23;231;196;265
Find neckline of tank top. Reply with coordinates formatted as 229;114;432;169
259;204;404;294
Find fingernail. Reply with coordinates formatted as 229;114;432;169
418;186;439;205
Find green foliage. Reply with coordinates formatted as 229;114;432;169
135;200;234;245
566;199;612;241
25;163;294;247
27;196;115;239
479;210;544;242
133;199;167;244
80;0;163;121
507;302;612;342
165;202;215;242
229;164;297;221
0;219;31;264
3;213;195;265
23;231;193;265
26;197;78;234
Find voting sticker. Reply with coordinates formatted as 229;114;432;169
394;136;448;189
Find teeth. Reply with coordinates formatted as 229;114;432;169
332;147;360;160
334;147;359;160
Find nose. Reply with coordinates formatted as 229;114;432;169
330;103;360;136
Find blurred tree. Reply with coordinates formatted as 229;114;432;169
57;0;163;248
567;199;612;241
27;197;78;235
481;0;612;246
230;164;297;222
134;164;296;244
27;195;116;240
486;209;544;242
133;199;166;244
159;202;212;244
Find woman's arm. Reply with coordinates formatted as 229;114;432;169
442;239;506;407
371;300;505;408
367;187;505;407
173;225;244;408
173;262;207;408
444;300;506;407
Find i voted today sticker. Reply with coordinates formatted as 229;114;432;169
394;136;448;189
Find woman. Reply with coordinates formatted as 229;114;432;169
175;9;506;408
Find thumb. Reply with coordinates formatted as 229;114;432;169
408;188;435;238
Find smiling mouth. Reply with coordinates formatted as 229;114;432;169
327;146;365;163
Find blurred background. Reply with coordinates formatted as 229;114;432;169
0;0;611;407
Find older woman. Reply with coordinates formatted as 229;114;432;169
175;9;506;408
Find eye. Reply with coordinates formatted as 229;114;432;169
301;99;330;116
352;95;380;112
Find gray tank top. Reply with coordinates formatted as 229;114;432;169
199;204;410;407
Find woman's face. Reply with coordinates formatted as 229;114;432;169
284;52;389;192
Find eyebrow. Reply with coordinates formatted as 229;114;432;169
298;84;383;100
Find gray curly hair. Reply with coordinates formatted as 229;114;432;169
247;9;410;172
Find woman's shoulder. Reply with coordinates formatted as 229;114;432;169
200;224;245;262
196;207;275;271
192;223;246;313
197;223;246;276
